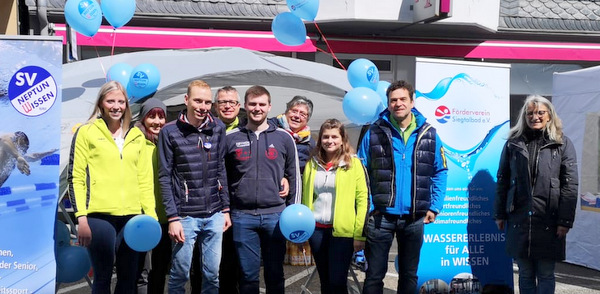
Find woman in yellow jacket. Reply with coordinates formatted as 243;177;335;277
68;81;157;294
134;98;170;294
302;118;369;294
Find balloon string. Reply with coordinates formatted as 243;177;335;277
92;37;107;77
111;29;117;58
314;22;346;70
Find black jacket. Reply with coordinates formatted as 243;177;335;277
494;132;578;260
158;111;229;219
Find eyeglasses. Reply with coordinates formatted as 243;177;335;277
288;109;309;119
526;110;548;117
217;100;239;107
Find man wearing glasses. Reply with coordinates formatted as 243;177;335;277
214;86;246;131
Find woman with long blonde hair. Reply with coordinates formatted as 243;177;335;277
68;81;157;293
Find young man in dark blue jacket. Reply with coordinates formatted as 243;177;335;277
358;80;447;294
158;80;231;294
225;85;301;294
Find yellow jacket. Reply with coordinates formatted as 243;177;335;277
302;156;368;240
68;118;157;219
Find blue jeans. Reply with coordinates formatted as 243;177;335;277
231;211;286;294
516;258;556;294
87;214;140;294
168;213;225;294
363;213;424;294
308;227;354;294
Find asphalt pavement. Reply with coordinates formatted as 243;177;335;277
56;258;600;294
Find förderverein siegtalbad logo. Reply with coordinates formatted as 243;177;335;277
8;66;58;117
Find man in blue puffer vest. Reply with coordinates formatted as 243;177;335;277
158;80;231;294
357;80;448;294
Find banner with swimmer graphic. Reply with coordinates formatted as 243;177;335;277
0;36;62;293
414;58;513;293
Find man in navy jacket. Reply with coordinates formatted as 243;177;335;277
225;85;300;294
158;80;231;294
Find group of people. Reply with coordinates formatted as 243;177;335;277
66;77;577;294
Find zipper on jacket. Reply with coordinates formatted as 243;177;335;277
527;141;552;257
183;180;189;203
412;124;432;219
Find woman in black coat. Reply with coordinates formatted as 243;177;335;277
494;95;578;294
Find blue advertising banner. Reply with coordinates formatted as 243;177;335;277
0;36;62;293
414;58;513;293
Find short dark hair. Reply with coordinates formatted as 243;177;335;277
386;80;414;102
244;85;271;104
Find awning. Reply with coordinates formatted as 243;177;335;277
53;24;600;61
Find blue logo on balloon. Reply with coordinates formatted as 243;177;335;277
78;0;100;20
131;71;149;88
367;66;379;84
289;230;309;243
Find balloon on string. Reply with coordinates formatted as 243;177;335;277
127;63;161;102
56;246;91;283
376;80;391;108
124;215;161;252
343;87;382;125
101;0;136;29
279;204;315;243
106;63;133;89
54;220;71;248
287;0;320;21
64;0;102;37
347;58;379;90
271;12;307;46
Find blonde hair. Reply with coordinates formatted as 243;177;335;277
187;80;211;96
509;95;563;143
88;81;132;134
311;118;355;169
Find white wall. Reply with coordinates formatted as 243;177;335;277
317;0;500;31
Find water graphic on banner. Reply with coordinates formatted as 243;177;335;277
414;59;512;293
0;37;62;293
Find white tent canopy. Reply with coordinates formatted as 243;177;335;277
60;47;352;193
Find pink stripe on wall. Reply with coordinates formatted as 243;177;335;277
54;24;317;52
324;39;600;61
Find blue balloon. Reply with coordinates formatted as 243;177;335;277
127;64;161;102
64;0;102;37
343;87;383;125
124;215;161;252
279;204;315;243
106;63;133;89
101;0;136;29
56;246;91;283
271;12;307;46
287;0;320;21
54;220;71;248
347;58;380;90
394;255;399;273
376;81;391;108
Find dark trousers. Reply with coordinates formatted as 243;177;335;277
308;227;354;294
87;214;140;294
147;223;172;294
219;228;240;294
232;211;286;294
363;213;425;294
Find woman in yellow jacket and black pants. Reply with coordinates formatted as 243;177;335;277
68;81;157;294
302;119;369;294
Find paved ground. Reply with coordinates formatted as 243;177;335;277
57;259;600;294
